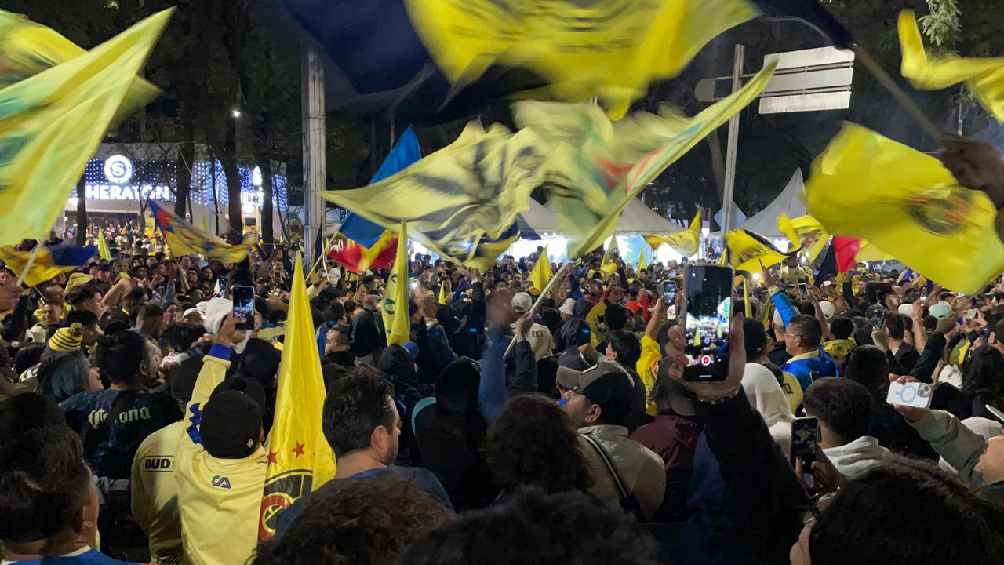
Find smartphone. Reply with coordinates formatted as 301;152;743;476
886;381;933;408
661;279;678;304
232;286;255;330
798;282;808;294
790;417;819;492
682;264;733;382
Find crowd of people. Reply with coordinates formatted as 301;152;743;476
2;221;1004;565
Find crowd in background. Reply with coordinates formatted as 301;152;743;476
2;229;1004;565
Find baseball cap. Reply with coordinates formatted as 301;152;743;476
557;361;634;422
200;378;266;459
654;362;697;417
929;301;952;320
511;292;533;314
819;300;835;320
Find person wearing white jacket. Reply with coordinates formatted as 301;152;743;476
803;377;891;479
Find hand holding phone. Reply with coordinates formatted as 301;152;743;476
682;264;734;382
791;417;819;494
886;381;933;408
232;286;255;330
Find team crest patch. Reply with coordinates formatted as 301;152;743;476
904;188;972;235
258;469;312;539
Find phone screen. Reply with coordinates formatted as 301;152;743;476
661;279;678;304
683;265;733;382
232;286;255;330
790;417;819;492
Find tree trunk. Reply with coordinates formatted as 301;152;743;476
75;174;87;246
175;140;195;218
259;156;275;244
219;142;243;244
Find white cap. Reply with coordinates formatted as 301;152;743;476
559;298;576;316
819;300;835;320
511;292;533;314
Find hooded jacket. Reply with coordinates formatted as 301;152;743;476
823;436;890;479
741;363;795;458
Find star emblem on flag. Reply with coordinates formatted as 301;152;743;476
292;442;305;458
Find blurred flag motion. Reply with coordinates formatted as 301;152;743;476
258;255;336;540
281;0;757;122
645;211;703;257
899;10;1004;122
148;200;251;264
0;9;171;246
777;214;828;262
328;231;398;275
725;229;793;272
0;243;96;287
805;124;1004;294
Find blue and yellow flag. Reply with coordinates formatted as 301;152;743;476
258;254;336;540
96;231;112;261
0;243;96;287
149;200;250;264
645;211;702;257
406;0;758;119
806;123;1004;293
899;10;1004;122
0;10;171;247
382;223;411;346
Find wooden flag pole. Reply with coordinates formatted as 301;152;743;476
15;244;42;288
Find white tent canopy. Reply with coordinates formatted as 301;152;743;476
741;169;806;237
615;197;681;234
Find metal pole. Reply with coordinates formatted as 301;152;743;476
302;43;326;264
721;44;744;236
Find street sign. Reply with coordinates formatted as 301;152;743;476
695;46;855;114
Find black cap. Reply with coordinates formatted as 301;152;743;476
200;378;265;459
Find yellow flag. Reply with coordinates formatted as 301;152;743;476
856;240;895;263
601;236;620;275
382;223;411;346
517;60;776;257
805;123;1004;293
530;252;553;292
438;282;448;305
322;123;546;270
258;254;336;540
96;231;112;261
645;210;702;257
406;0;758;118
636;247;649;272
726;229;791;272
0;10;171;246
0;246;76;287
899;10;1004;122
777;214;828;262
148;200;251;264
0;10;158;117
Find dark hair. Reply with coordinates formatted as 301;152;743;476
743;319;768;359
65;285;97;307
963;346;1004;397
95;329;146;384
0;393;65;452
844;345;890;399
803;378;873;444
830;316;854;340
606;330;641;368
885;313;906;340
486;395;592;494
604;304;628;331
64;309;98;329
0;426;92;543
164;323;206;353
789;315;822;348
254;475;452;565
400;488;658;565
322;372;396;457
810;457;1004;565
324;302;346;324
140;304;164;319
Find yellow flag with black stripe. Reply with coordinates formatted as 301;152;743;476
0;9;171;247
645;210;702;257
406;0;758;118
899;10;1004;122
777;214;828;262
805;123;1004;293
725;229;792;272
382;223;411;346
258;254;336;540
0;10;158;117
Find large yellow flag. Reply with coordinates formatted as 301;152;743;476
322;124;547;270
529;251;553;292
405;0;758;118
725;229;792;272
258;254;336;540
0;10;158;115
898;10;1004;122
777;214;829;262
645;210;702;256
148;200;251;264
382;223;411;346
518;60;776;257
96;231;112;261
0;10;171;246
805;123;1004;293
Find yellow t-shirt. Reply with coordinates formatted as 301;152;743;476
636;335;661;416
176;354;268;565
131;420;185;560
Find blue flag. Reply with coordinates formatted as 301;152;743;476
339;127;422;248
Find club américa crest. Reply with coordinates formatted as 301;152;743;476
258;469;313;539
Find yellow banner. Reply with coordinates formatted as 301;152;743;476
645;210;702;257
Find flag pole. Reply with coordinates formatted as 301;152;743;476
852;45;943;142
503;262;573;359
15;244;42;288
